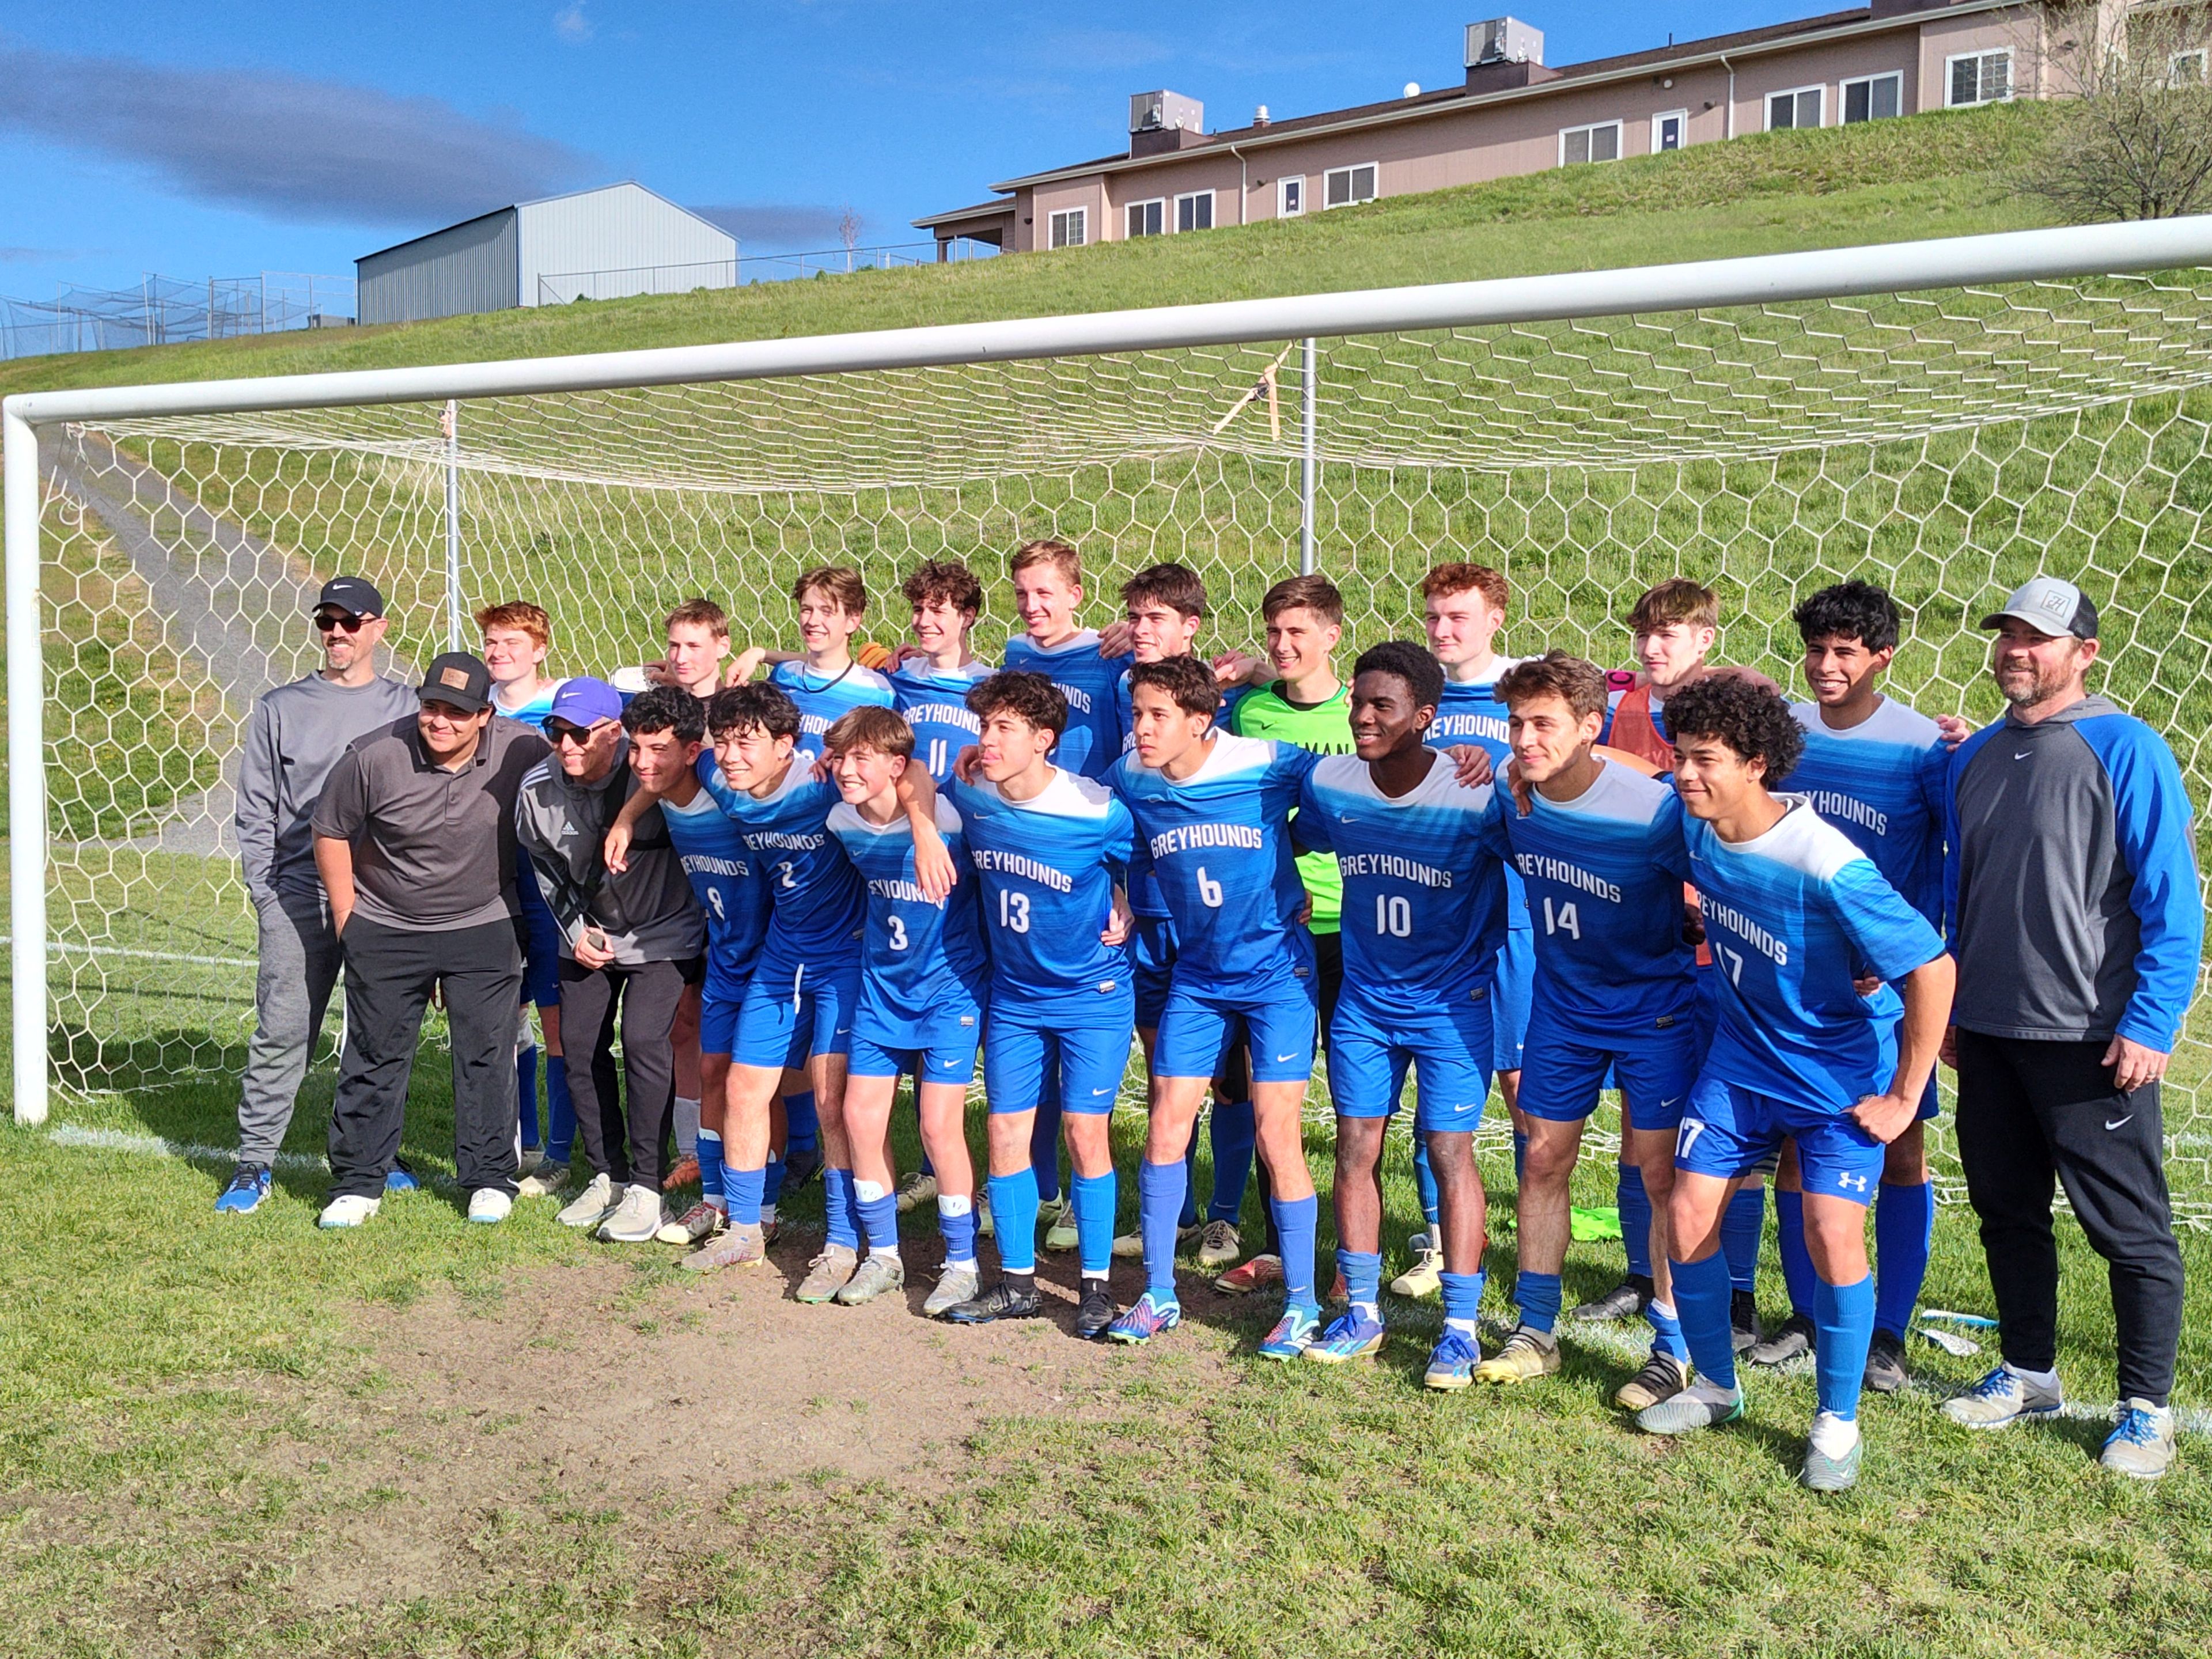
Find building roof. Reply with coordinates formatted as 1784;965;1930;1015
359;180;732;264
911;199;1022;231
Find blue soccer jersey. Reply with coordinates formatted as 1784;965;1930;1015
1298;753;1508;1010
827;795;990;1043
659;786;770;1003
1788;697;1948;926
1109;734;1319;991
491;677;567;734
698;752;863;965
770;658;896;764
1687;798;1946;1113
948;768;1136;1024
891;658;994;784
1478;759;1699;1035
1003;630;1131;781
1424;663;1535;934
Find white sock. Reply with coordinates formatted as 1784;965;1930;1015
1445;1316;1479;1338
1649;1298;1677;1320
760;1203;779;1226
1809;1410;1861;1458
2007;1363;2061;1391
674;1096;700;1157
944;1256;978;1273
1686;1378;1741;1407
939;1194;972;1217
1353;1299;1380;1323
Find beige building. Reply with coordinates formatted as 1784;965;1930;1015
914;1;2049;257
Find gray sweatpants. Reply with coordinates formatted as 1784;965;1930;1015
234;891;344;1165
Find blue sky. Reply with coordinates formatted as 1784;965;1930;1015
1;1;1795;306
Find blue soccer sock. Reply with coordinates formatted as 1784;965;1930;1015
1669;1251;1738;1395
1339;1248;1384;1321
823;1168;859;1252
545;1055;575;1164
517;1043;541;1150
1813;1272;1876;1422
1073;1170;1116;1279
1874;1179;1934;1339
937;1193;977;1270
1515;1269;1563;1334
785;1089;820;1156
1512;1130;1528;1187
1207;1099;1256;1225
1646;1296;1689;1362
855;1180;900;1257
1412;1138;1441;1230
1272;1192;1320;1314
762;1149;786;1212
1721;1185;1765;1294
696;1127;725;1207
1031;1088;1064;1206
1775;1188;1817;1319
1619;1163;1653;1280
988;1167;1040;1274
1180;1119;1203;1229
1440;1269;1487;1336
725;1165;765;1228
1138;1160;1187;1300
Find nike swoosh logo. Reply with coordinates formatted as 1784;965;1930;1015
1658;1096;1682;1109
2014;751;2032;760
1091;1086;1113;1095
2105;1114;2134;1130
1274;1051;1298;1062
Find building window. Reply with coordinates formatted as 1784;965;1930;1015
1767;85;1824;130
1948;48;2012;107
1842;72;1902;123
1324;163;1378;207
1558;122;1622;166
1653;109;1688;152
2173;50;2207;87
1175;190;1214;232
1278;176;1305;217
1127;199;1165;238
1048;208;1088;249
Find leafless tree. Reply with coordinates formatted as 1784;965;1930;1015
2022;3;2212;220
838;205;862;272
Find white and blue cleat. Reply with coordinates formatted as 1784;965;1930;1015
214;1164;271;1215
1302;1310;1385;1365
1257;1305;1323;1362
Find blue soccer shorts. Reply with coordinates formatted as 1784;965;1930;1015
984;1014;1132;1116
1132;914;1179;1031
516;854;563;1009
1675;1073;1884;1204
1492;924;1533;1074
1328;986;1493;1134
733;952;859;1070
1156;965;1317;1085
1516;1003;1703;1134
848;1000;983;1084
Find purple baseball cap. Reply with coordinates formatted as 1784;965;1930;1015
546;677;623;726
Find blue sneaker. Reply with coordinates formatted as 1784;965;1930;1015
384;1161;420;1194
1424;1329;1483;1391
1258;1305;1322;1362
214;1163;271;1215
1302;1309;1385;1365
1107;1291;1182;1345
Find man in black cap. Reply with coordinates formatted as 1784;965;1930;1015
310;652;551;1228
218;578;418;1215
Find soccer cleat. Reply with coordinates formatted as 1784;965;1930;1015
1215;1253;1283;1295
1863;1328;1910;1395
2101;1400;2178;1480
1573;1275;1651;1323
595;1184;666;1244
682;1222;764;1272
317;1194;380;1230
517;1145;545;1179
1302;1310;1386;1365
1730;1290;1763;1354
1389;1233;1442;1300
783;1144;824;1191
467;1187;513;1225
383;1161;420;1194
1942;1365;2066;1430
1074;1281;1118;1339
1749;1310;1816;1367
661;1154;700;1192
556;1172;618;1229
922;1264;980;1318
1472;1325;1560;1385
1107;1291;1182;1345
834;1253;906;1306
1801;1436;1864;1493
1110;1228;1145;1260
658;1200;725;1247
517;1161;570;1199
1424;1330;1484;1391
1257;1306;1322;1361
1635;1385;1744;1436
944;1278;1042;1325
796;1244;859;1304
1193;1219;1242;1271
215;1164;271;1215
759;1213;783;1246
895;1171;938;1213
1615;1348;1691;1412
1042;1197;1080;1254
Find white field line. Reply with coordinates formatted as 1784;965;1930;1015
0;935;256;969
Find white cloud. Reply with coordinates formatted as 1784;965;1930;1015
554;2;594;43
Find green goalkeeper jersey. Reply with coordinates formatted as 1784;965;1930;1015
1229;679;1353;934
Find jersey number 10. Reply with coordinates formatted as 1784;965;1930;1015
1374;895;1412;937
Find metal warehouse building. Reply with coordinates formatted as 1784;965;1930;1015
356;182;738;326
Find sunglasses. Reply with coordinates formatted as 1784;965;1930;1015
546;719;611;747
315;612;372;633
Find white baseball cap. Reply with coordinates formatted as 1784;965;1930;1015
1979;575;2099;640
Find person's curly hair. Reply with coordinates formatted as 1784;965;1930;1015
1663;673;1804;785
967;669;1068;738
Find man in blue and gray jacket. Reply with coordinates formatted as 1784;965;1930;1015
1941;575;2202;1479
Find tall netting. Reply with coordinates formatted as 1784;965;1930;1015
33;267;2212;1218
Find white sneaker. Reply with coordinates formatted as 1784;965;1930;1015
1111;1228;1145;1259
317;1194;381;1230
596;1183;665;1244
518;1161;570;1199
467;1188;513;1225
556;1172;617;1229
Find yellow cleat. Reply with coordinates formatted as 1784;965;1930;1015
1388;1232;1442;1300
1471;1325;1561;1385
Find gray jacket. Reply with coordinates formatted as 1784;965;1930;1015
512;737;706;966
234;672;419;905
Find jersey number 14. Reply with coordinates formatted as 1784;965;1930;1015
1541;896;1581;940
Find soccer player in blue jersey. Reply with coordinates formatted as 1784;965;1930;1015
941;671;1137;1334
1294;641;1508;1385
1634;676;1952;1493
1749;581;1950;1392
825;706;990;1312
1104;655;1325;1357
1469;652;1702;1410
764;566;897;765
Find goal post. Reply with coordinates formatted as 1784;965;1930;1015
12;214;2212;1220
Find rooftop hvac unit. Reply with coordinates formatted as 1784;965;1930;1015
1464;17;1544;67
1129;90;1205;135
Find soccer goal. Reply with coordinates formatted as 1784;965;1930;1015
12;217;2212;1218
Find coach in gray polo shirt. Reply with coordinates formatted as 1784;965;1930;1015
310;652;551;1229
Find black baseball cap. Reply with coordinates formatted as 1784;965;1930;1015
315;577;385;619
418;652;494;713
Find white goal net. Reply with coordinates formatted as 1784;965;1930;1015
13;221;2212;1219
